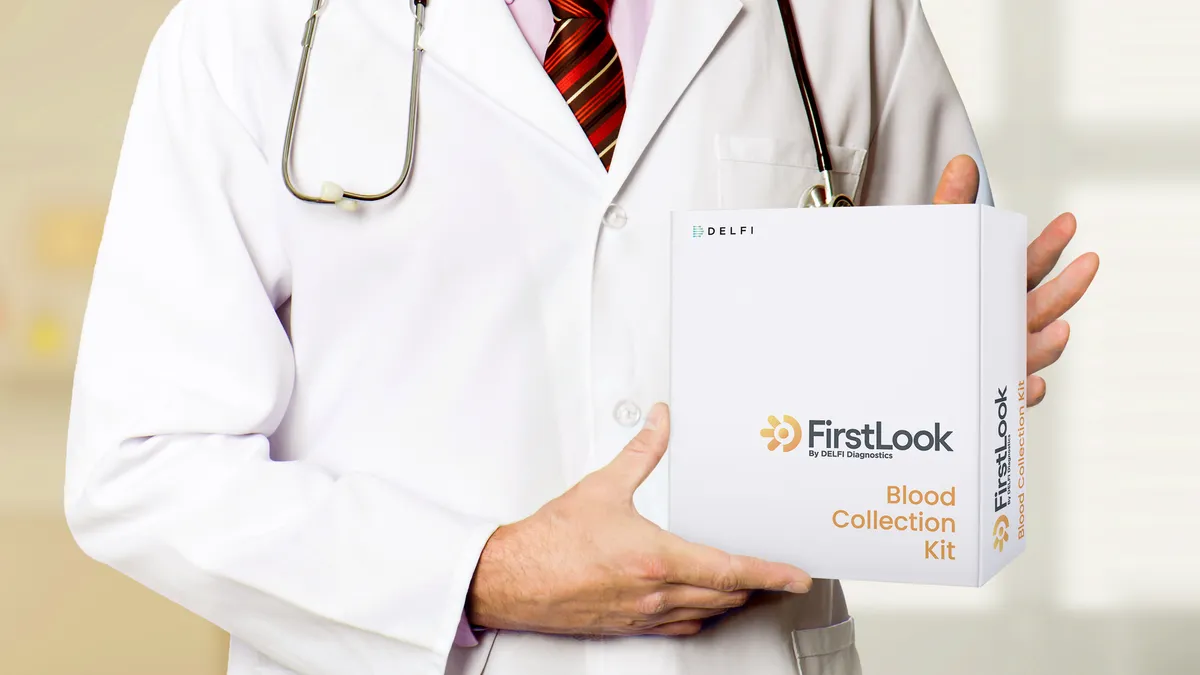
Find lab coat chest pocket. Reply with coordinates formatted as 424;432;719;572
714;135;867;210
791;618;862;675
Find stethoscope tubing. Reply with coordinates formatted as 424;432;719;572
282;0;850;208
281;0;427;209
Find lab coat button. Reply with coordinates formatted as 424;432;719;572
603;204;628;229
613;400;643;427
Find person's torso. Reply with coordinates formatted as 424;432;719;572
216;0;892;672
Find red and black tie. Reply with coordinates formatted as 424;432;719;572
544;0;627;170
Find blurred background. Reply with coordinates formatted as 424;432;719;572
1;0;1197;673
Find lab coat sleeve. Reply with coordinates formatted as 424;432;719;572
857;0;995;207
63;6;498;674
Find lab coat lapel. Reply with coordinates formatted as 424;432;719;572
604;0;744;198
418;0;605;177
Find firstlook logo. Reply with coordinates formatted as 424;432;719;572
809;419;953;452
762;416;953;454
993;515;1010;552
761;415;802;452
993;387;1013;512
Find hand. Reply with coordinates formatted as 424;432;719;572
466;403;812;637
933;155;1100;406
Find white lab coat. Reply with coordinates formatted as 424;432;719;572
64;1;991;674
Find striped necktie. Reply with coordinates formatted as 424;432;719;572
544;0;627;170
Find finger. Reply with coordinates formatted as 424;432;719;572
1028;253;1100;333
932;155;980;205
1027;213;1077;290
649;607;728;625
1028;321;1070;376
725;553;811;593
660;586;751;611
661;537;811;593
597;403;670;495
1029;375;1047;407
640;620;705;637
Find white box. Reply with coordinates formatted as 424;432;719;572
668;204;1029;587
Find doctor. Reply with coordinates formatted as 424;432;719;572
64;0;1098;674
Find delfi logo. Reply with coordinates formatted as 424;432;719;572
692;225;705;238
761;415;802;452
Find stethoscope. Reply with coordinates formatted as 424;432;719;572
281;0;853;211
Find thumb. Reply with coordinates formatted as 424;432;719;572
933;154;981;205
598;403;671;496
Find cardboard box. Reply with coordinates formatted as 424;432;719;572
668;204;1028;586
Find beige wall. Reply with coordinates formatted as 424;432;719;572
3;0;1199;673
2;1;230;673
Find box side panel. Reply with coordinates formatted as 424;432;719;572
978;207;1030;584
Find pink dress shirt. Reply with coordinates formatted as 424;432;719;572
453;0;655;648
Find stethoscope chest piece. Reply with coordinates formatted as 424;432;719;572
800;184;855;209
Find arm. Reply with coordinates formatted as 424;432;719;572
63;6;498;674
858;0;994;207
